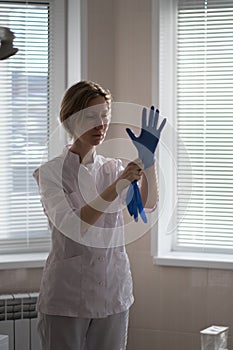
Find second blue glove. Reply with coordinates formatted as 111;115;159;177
126;180;147;223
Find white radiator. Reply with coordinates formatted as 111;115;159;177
0;293;41;350
0;335;8;350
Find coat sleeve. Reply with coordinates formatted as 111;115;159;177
33;163;83;243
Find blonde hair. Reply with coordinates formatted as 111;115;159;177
60;80;112;137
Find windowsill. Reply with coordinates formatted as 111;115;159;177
154;251;233;270
0;252;49;270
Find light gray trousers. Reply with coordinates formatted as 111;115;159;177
38;310;129;350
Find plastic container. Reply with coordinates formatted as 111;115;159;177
200;325;229;350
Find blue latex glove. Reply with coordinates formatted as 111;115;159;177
126;106;167;169
132;181;147;223
126;106;166;223
126;180;147;223
126;181;138;222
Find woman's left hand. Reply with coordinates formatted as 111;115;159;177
126;106;166;169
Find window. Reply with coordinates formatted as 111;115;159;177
154;0;233;268
0;0;66;255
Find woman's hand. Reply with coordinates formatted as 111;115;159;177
115;159;143;193
126;106;166;169
114;159;147;222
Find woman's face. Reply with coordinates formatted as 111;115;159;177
73;96;110;146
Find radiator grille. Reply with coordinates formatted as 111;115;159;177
0;293;41;350
0;293;38;321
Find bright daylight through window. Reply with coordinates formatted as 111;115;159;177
156;0;233;267
0;1;51;253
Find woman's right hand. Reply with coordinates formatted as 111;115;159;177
115;159;143;193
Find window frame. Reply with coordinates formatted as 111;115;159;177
152;0;233;270
0;0;86;269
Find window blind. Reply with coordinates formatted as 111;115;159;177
175;0;233;253
0;1;51;253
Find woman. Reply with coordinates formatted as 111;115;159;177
33;80;165;350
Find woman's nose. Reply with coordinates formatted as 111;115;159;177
95;124;104;130
95;116;104;128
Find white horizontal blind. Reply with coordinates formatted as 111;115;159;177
0;1;51;253
175;0;233;253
